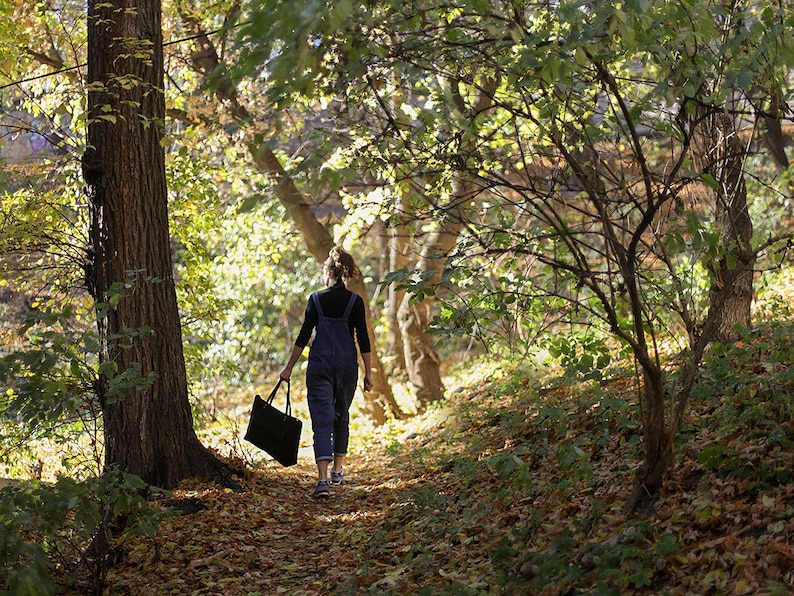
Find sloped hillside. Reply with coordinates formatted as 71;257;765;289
99;322;794;595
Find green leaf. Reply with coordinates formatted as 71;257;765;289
700;173;720;190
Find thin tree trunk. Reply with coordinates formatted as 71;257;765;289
395;77;496;409
397;182;472;409
691;101;755;342
624;274;729;513
387;193;410;375
622;94;754;511
624;370;669;512
84;0;235;489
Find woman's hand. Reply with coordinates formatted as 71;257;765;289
361;354;373;392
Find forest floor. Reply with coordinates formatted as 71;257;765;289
100;325;794;595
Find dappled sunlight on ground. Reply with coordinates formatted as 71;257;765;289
101;445;424;595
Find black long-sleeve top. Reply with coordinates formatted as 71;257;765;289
294;282;371;354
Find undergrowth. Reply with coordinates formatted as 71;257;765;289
343;321;794;595
6;322;794;595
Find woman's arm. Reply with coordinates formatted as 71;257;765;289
280;344;304;381
361;352;373;391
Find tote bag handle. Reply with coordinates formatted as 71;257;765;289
266;378;291;417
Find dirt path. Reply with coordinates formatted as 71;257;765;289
106;451;410;595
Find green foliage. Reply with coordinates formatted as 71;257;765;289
0;121;100;476
348;326;794;594
233;0;794;369
351;358;682;593
0;178;87;297
165;141;320;396
0;470;166;595
519;521;680;593
688;323;794;488
178;199;318;387
1;308;96;422
0;292;168;478
546;332;612;383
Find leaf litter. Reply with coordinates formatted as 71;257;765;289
102;327;794;595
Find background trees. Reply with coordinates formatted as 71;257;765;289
235;0;794;506
0;0;792;566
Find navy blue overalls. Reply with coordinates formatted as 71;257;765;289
306;291;359;462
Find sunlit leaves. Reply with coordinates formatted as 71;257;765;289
235;0;357;101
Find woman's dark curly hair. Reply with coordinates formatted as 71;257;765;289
324;246;360;282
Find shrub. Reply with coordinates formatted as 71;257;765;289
0;470;166;595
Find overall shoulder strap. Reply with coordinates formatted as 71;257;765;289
342;292;358;320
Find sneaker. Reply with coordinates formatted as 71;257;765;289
330;468;344;486
313;480;330;498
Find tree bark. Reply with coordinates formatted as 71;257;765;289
397;183;470;409
394;77;496;409
690;101;755;343
387;193;410;375
624;369;670;512
84;0;236;489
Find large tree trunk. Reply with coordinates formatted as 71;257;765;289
84;0;235;489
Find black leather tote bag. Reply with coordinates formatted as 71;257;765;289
244;379;302;466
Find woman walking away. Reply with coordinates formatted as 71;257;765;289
280;247;373;498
